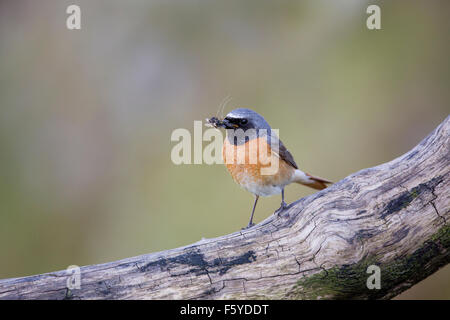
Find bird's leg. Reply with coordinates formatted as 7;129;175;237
275;188;288;216
243;195;259;229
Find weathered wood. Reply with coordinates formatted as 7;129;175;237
1;116;449;300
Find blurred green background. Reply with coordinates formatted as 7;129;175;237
0;0;448;299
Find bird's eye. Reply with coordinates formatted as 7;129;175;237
240;119;248;125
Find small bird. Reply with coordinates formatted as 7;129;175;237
207;108;332;229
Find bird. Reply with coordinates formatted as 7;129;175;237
208;108;332;229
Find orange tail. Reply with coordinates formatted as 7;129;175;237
293;169;333;190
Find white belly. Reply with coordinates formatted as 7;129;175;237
240;178;286;197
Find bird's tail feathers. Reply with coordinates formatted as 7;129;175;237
293;169;333;190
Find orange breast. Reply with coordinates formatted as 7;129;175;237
222;136;295;192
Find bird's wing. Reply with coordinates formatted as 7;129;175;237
268;134;298;169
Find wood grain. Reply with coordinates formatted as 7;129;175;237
0;116;449;300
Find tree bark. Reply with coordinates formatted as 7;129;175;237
0;116;449;300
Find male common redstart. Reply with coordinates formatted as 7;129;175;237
207;108;332;229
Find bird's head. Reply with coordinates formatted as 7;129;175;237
221;108;271;131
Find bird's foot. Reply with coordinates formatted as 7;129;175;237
242;222;255;230
274;201;288;217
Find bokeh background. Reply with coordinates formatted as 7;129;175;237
0;0;448;299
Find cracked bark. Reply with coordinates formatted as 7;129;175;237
0;116;449;300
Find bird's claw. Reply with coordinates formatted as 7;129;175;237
274;201;288;216
242;223;255;230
